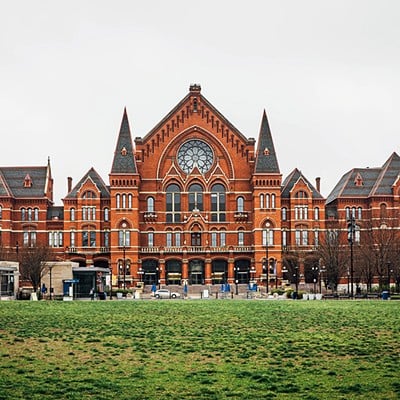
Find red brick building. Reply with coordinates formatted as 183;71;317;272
1;84;399;295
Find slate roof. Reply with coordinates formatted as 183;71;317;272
64;167;110;199
111;108;137;174
254;110;280;173
326;152;400;204
281;168;324;199
0;166;49;198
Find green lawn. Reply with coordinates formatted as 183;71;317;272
0;300;399;399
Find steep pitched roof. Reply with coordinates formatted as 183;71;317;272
111;108;137;174
64;167;110;199
326;152;400;204
0;166;49;198
140;85;250;145
371;152;400;195
281;168;324;199
254;110;280;173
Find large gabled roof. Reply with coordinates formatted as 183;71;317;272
64;167;110;199
281;168;323;199
326;152;400;204
0;166;49;198
139;84;251;145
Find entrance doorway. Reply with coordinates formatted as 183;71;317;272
189;259;204;284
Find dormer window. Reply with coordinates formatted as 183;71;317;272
121;147;127;156
24;174;32;188
263;148;270;156
193;97;198;112
354;173;363;186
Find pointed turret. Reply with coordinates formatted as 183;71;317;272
111;108;137;174
254;110;280;173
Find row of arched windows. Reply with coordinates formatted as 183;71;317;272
21;207;39;221
281;207;320;221
70;207;109;222
259;194;276;209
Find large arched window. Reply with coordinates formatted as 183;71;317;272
237;196;244;212
211;184;226;222
147;197;155;212
166;184;181;223
188;183;203;211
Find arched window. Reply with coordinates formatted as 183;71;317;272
34;208;39;221
148;230;154;247
188;183;203;211
265;194;270;209
83;191;96;199
220;230;226;247
166;184;181;223
271;194;276;209
314;229;319;246
70;230;76;247
116;194;121;209
122;194;126;209
237;196;244;212
380;204;387;220
260;194;264;209
238;229;244;246
282;207;287;221
21;208;26;221
118;229;130;247
295;225;308;246
282;230;287;247
357;207;362;220
211;184;226;222
175;231;181;247
211;230;217;247
345;207;350;220
27;208;32;221
82;226;96;247
0;205;2;219
262;227;274;246
104;208;109;222
128;194;133;209
295;190;308;199
70;208;76;221
314;207;319;221
147;197;155;213
166;231;173;247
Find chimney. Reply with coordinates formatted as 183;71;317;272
67;177;72;193
315;177;321;193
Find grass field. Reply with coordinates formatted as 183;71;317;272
0;300;399;400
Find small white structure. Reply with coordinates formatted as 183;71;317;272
0;261;19;299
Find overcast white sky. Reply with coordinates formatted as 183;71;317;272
1;0;399;204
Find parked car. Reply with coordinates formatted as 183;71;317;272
154;289;181;299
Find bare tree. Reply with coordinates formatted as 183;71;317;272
359;222;400;291
315;229;347;292
18;245;55;292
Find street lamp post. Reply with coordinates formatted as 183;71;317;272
347;216;356;298
264;222;270;294
387;262;392;293
294;266;299;299
123;245;126;290
312;266;318;293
